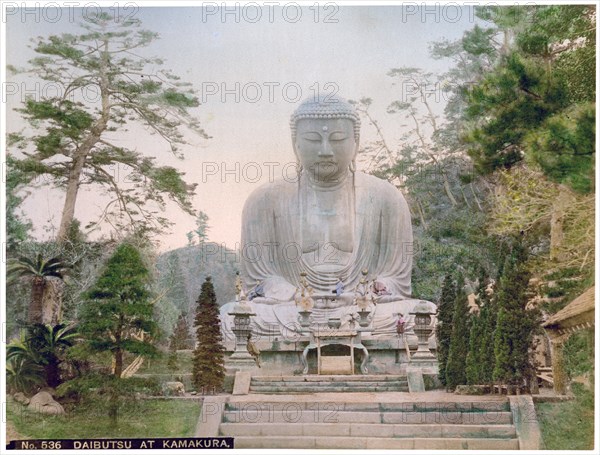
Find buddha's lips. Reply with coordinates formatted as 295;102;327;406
315;161;338;167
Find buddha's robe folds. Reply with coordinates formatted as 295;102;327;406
221;172;430;341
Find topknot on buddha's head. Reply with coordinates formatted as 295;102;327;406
290;94;361;142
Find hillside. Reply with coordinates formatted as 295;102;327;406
154;243;239;337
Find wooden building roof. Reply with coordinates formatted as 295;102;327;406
543;286;595;336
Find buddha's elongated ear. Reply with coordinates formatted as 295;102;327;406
292;132;298;154
352;135;360;163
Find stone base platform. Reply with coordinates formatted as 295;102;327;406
225;334;438;377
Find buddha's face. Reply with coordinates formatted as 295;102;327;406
294;118;357;183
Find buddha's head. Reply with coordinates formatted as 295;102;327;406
290;95;361;184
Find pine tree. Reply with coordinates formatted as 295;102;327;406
192;277;225;394
493;241;540;391
80;243;159;378
79;242;159;424
9;12;208;241
436;274;456;387
445;273;471;391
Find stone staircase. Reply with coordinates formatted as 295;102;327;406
249;375;409;394
218;397;520;449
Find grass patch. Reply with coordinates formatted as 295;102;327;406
7;398;200;439
536;383;594;450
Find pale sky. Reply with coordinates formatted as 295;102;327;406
4;3;480;251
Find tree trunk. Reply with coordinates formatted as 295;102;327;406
108;386;119;427
41;278;61;324
56;150;88;242
28;277;46;323
114;348;123;379
45;359;61;388
416;199;428;230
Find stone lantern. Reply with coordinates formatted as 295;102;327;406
409;300;436;362
228;293;256;362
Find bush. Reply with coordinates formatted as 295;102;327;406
56;373;161;409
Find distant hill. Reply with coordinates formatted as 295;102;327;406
154;243;239;337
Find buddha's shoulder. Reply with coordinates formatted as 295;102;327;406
356;172;405;199
243;179;295;208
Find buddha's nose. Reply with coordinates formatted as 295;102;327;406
318;140;334;157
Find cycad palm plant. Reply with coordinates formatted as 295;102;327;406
8;254;70;323
7;323;79;388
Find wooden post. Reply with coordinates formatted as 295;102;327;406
550;338;567;395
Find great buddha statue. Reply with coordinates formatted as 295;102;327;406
221;95;435;341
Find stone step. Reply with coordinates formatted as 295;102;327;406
251;375;407;382
249;385;409;393
381;401;511;412
222;410;512;425
250;380;408;387
232;436;520;450
220;422;517;439
225;400;510;412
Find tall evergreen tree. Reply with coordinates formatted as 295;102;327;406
79;242;159;423
478;276;498;388
80;243;159;378
465;269;488;385
493;241;540;391
436;274;456;387
445;273;471;391
192;277;225;394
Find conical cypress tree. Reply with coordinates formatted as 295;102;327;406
478;277;497;388
192;277;225;394
436;274;456;387
493;241;539;391
445;273;471;391
465;269;488;385
465;313;483;385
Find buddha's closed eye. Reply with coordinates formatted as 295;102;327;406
329;132;348;141
301;132;322;141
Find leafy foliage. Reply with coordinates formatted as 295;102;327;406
187;211;210;245
7;323;78;390
6;356;44;393
465;5;595;195
5;154;32;252
525;103;594;194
